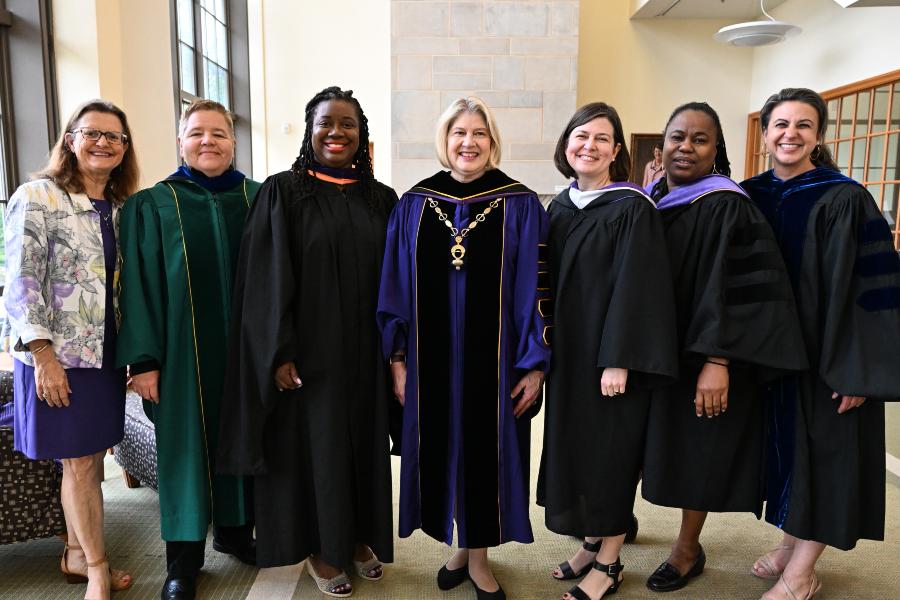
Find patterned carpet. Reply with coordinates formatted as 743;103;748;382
1;413;898;600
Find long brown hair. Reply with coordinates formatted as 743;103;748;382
33;99;139;204
759;88;839;172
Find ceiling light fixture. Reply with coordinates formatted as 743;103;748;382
714;0;801;47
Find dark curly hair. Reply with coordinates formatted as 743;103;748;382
759;87;839;172
553;102;631;182
290;86;379;209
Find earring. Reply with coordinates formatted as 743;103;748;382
711;163;721;175
810;144;822;162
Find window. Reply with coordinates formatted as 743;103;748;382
171;0;252;172
746;70;900;249
174;0;231;110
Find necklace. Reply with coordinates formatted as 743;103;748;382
427;197;501;270
90;199;113;230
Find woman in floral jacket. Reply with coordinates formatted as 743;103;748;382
3;99;139;600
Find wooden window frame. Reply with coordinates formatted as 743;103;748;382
745;70;900;248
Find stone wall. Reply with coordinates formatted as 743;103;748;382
391;0;578;194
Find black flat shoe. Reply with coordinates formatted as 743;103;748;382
437;562;468;590
469;574;506;600
646;546;706;593
212;538;257;566
161;576;196;600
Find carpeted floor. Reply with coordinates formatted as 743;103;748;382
1;411;898;600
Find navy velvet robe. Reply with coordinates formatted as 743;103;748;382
377;170;550;548
743;167;900;550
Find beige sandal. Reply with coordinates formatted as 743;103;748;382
751;545;794;581
763;574;821;600
353;555;383;581
61;544;133;591
306;559;353;598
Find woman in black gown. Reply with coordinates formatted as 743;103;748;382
537;102;678;600
742;88;900;600
641;102;806;594
218;87;396;598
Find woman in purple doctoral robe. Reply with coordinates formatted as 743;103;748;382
377;97;550;600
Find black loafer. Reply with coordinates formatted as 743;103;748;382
212;538;257;566
437;562;468;590
161;576;196;600
646;546;706;592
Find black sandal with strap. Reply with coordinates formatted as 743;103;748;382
565;558;624;600
554;539;602;581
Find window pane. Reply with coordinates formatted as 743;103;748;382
177;0;194;45
892;83;900;131
216;22;228;68
836;139;851;174
851;137;867;182
839;96;854;139
826;99;839;141
873;85;890;134
855;91;871;137
217;0;226;20
201;10;210;61
867;183;883;206
867;134;885;182
180;43;196;95
886;133;899;182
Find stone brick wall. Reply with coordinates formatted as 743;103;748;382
391;0;578;195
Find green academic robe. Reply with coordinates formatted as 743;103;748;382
117;175;261;541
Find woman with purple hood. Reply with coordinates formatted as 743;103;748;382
641;102;806;594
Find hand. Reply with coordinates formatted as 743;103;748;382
33;350;71;407
391;362;407;407
274;362;302;391
600;367;628;397
695;360;729;418
132;370;161;403
833;391;866;414
512;370;544;418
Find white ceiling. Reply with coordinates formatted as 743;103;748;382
630;0;788;19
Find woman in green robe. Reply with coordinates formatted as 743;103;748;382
117;99;260;600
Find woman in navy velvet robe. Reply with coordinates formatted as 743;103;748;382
378;97;550;600
742;88;900;600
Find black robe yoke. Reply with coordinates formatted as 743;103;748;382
642;191;807;514
217;172;397;567
537;188;679;537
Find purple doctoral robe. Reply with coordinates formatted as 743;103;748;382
377;169;551;548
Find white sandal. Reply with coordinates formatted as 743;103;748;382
306;560;353;598
353;555;383;581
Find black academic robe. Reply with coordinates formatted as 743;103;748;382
217;171;397;567
537;187;679;537
642;190;807;515
743;168;900;550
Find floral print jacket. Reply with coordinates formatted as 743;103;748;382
2;179;120;368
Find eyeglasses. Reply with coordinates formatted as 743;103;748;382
70;128;129;145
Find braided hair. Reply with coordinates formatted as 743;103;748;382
650;102;732;201
290;86;380;210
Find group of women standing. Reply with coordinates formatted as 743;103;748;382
3;84;897;600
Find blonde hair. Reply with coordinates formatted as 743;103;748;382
178;99;235;139
434;96;502;170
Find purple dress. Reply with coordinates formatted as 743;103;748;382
13;199;126;460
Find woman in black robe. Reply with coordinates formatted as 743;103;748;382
217;87;396;598
536;102;679;600
641;103;807;593
742;88;900;600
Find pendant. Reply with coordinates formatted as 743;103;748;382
450;236;466;270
